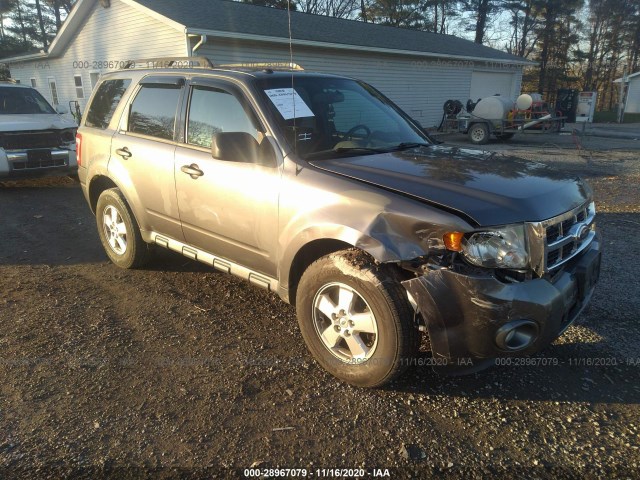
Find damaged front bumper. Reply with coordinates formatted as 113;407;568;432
402;236;602;365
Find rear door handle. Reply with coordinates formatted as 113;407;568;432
181;163;204;179
115;147;132;159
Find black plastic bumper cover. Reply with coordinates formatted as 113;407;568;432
402;238;601;361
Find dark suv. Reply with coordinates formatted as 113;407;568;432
77;59;601;387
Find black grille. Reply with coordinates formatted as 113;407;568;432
544;203;593;270
546;224;560;243
1;130;61;150
562;243;574;258
11;150;67;170
561;218;575;235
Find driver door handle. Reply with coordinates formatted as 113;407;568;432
181;163;204;179
115;147;132;159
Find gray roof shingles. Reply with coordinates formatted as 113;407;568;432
135;0;530;63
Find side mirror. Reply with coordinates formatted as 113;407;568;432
211;132;276;167
56;105;68;114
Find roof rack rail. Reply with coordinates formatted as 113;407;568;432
217;62;304;71
123;56;214;70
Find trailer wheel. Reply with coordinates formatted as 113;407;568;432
497;133;515;141
468;123;490;145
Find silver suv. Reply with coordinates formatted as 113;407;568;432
77;59;601;387
0;81;77;179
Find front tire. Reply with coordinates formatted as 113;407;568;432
96;188;150;269
296;249;419;387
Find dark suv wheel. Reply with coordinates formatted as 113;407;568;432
296;249;419;387
96;188;151;269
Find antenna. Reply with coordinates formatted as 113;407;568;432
286;0;297;155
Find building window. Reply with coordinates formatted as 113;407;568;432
90;72;101;90
14;79;21;84
30;78;37;88
48;77;59;105
74;74;85;99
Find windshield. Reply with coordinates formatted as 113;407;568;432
0;86;56;115
255;76;431;159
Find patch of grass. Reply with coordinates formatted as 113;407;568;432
593;110;640;123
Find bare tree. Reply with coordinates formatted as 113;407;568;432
297;0;359;17
460;0;501;44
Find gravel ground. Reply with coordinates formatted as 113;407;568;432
1;133;639;479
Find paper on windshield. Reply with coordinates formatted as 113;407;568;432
264;88;314;120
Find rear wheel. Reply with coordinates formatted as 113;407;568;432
468;123;490;144
296;249;419;387
96;188;151;269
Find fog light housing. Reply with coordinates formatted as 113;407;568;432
495;320;538;351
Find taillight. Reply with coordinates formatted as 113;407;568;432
76;132;82;167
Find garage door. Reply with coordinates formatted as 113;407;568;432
470;71;515;101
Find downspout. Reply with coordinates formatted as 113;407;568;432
186;33;208;56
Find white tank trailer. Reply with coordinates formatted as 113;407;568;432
464;93;555;144
473;95;516;123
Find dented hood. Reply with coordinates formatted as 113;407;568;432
0;114;77;132
309;145;592;226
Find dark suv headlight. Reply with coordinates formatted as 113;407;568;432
461;224;529;269
59;129;76;145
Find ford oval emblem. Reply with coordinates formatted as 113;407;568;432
577;225;590;241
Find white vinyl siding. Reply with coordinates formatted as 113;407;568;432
625;77;640;114
8;0;185;113
195;38;523;128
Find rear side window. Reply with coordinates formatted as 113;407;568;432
85;79;131;129
128;85;182;141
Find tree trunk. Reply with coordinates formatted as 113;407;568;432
34;0;48;49
537;2;556;95
16;0;28;44
475;0;490;44
53;0;62;31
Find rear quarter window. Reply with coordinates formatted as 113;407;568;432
85;79;131;129
127;84;182;141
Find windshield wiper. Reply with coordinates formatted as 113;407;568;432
305;143;432;161
390;142;433;151
305;146;389;160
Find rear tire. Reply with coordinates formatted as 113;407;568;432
296;249;419;387
96;188;151;269
468;123;490;144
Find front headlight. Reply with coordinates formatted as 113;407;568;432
461;224;528;269
59;128;77;145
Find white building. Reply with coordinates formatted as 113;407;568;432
615;71;640;114
2;0;533;127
